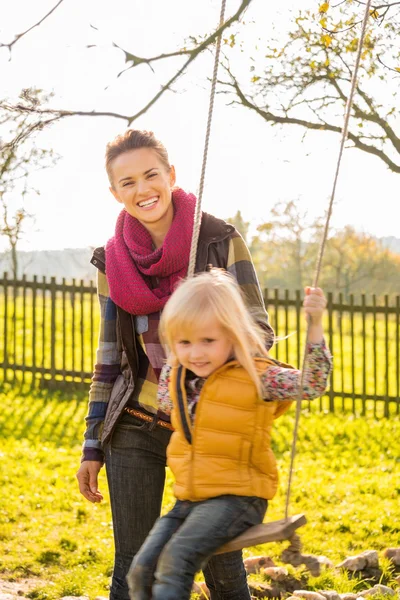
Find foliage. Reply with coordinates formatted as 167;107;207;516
229;200;400;295
224;1;400;173
0;388;399;598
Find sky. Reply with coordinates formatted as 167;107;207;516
0;0;399;252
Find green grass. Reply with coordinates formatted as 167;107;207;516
0;387;399;599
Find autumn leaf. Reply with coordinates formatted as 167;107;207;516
251;76;260;82
319;2;329;14
321;34;333;47
396;67;400;73
370;9;379;20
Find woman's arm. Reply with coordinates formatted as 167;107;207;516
82;270;122;463
226;231;274;347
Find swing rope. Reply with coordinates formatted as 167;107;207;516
187;0;227;278
284;0;373;519
186;0;372;543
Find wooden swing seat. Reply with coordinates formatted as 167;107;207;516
215;513;307;554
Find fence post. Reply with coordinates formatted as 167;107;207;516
50;277;57;385
372;294;377;418
22;274;27;385
328;292;334;413
80;279;85;387
396;296;400;416
361;294;367;416
384;294;389;418
62;278;66;385
12;276;17;384
295;289;301;369
3;272;8;383
32;275;37;388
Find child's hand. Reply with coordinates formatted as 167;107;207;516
303;287;326;325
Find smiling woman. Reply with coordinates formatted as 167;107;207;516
76;128;274;600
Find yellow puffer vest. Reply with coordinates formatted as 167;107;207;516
167;358;293;502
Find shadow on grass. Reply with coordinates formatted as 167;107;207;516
0;381;88;446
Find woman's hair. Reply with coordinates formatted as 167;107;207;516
105;129;171;186
159;269;272;396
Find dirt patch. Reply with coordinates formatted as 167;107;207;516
0;578;48;598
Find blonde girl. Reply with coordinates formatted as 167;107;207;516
127;269;332;600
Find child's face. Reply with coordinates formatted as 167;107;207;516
173;318;234;378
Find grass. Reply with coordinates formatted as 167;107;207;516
0;386;399;599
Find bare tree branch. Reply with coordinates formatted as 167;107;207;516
0;0;65;56
2;0;253;127
225;74;400;173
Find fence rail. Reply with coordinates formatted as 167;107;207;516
0;274;399;415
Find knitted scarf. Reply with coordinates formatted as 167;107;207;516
105;188;197;315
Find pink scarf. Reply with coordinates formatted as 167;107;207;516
105;188;197;315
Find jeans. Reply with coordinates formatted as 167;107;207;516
105;412;265;600
127;495;268;600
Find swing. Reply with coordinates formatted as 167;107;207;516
187;0;373;555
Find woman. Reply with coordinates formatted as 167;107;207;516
76;129;274;600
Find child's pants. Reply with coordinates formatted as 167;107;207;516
126;494;268;600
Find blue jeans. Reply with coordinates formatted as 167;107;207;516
127;494;268;600
105;413;266;600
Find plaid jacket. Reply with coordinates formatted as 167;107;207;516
83;212;273;462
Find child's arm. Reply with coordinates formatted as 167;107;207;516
303;286;325;344
157;363;173;416
262;342;332;401
262;287;332;401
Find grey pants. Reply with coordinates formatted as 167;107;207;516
105;412;252;600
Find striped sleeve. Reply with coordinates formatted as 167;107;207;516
82;271;122;462
226;231;274;346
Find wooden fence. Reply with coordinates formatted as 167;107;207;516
0;273;399;416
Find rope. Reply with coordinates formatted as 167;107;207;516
284;0;373;519
187;0;227;278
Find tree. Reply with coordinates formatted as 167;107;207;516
226;210;250;243
223;1;400;173
250;200;321;290
1;0;254;127
322;225;400;296
246;200;400;296
0;89;58;278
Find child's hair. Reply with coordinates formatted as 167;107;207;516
159;269;272;396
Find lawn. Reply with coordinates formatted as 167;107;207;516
0;386;399;599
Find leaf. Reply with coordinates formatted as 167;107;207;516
319;2;329;14
321;34;333;47
396;68;400;73
370;9;379;20
251;76;260;82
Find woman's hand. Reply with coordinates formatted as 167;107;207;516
303;287;326;324
303;287;326;344
76;461;104;503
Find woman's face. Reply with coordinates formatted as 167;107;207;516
110;148;176;230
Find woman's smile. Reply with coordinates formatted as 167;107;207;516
137;195;159;210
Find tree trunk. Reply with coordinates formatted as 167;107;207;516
10;241;18;280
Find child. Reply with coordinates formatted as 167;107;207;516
127;269;332;600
